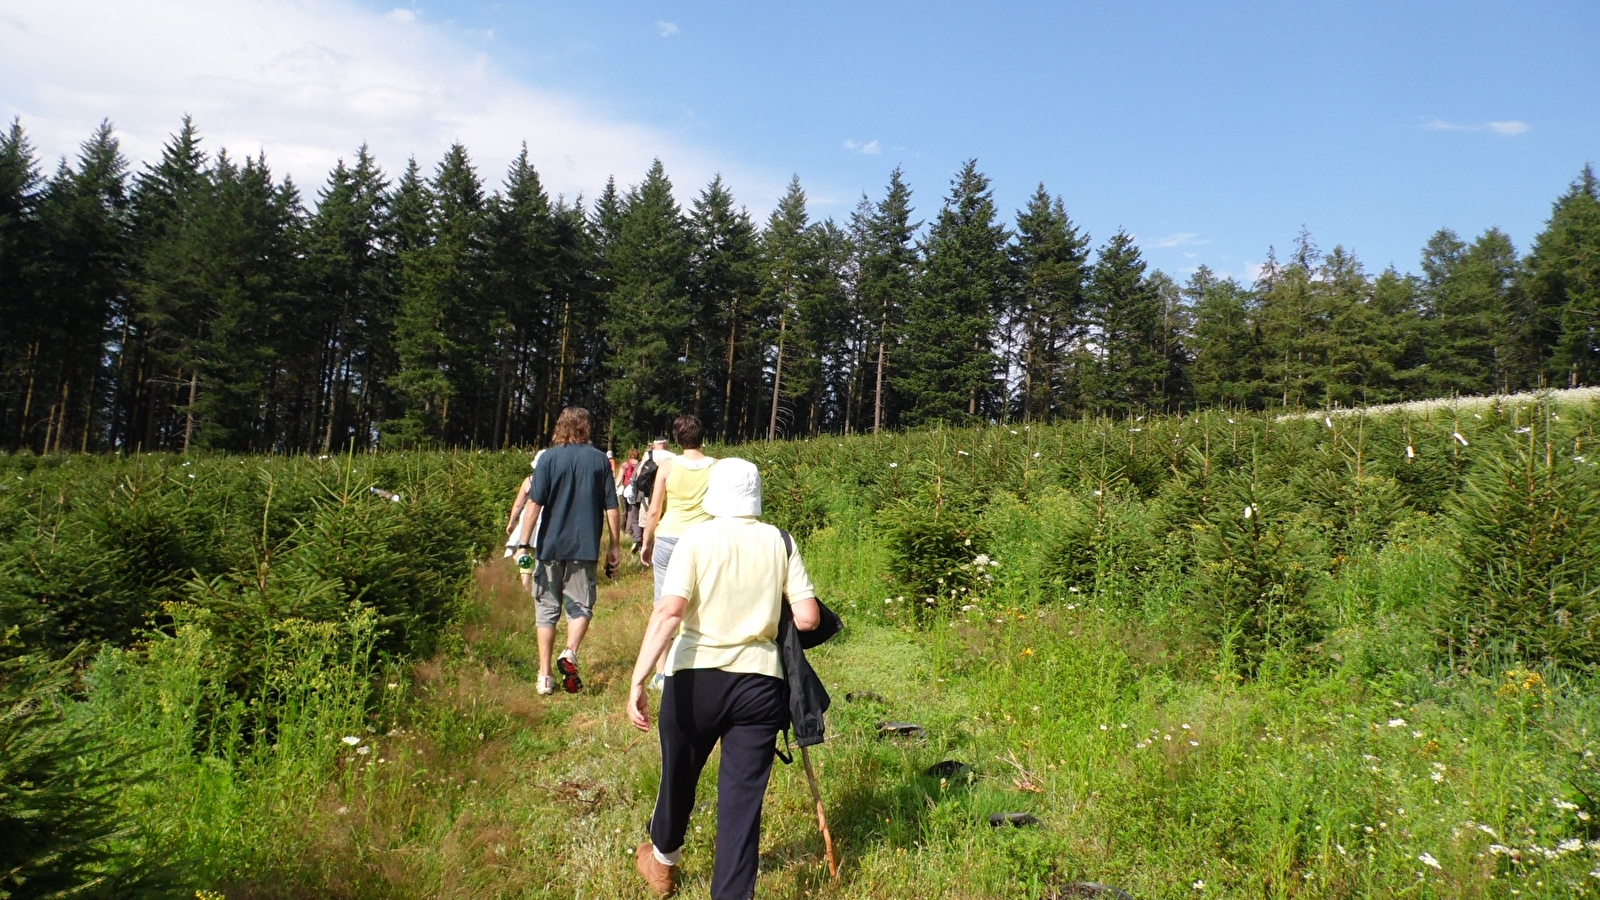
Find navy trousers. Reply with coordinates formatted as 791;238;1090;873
650;668;788;900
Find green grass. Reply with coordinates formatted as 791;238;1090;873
8;397;1600;897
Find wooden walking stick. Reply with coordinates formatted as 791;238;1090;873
800;744;840;880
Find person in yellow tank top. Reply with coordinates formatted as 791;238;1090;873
641;414;715;686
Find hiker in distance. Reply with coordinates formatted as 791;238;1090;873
627;458;821;900
502;450;546;591
515;407;621;695
628;437;672;548
641;415;717;686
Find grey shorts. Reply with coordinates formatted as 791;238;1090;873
534;559;598;628
652;535;680;604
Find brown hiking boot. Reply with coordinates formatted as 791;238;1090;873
635;842;677;897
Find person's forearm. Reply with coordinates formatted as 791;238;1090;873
631;608;681;686
516;502;542;546
607;509;621;545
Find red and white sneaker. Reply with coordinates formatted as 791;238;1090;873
556;649;582;693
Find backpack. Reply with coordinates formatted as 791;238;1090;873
631;453;660;500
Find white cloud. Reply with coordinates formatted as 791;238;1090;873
0;0;755;206
1419;117;1530;136
843;138;881;155
656;21;679;37
1488;120;1529;136
1155;232;1208;248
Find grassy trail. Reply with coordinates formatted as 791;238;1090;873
305;554;1098;900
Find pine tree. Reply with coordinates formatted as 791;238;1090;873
484;145;554;446
897;161;1009;426
687;175;759;439
1523;166;1600;388
1010;185;1090;421
125;117;211;451
303;146;391;452
1254;233;1325;408
760;176;814;440
602;160;692;444
1185;267;1260;408
0;119;44;449
856;168;919;432
1085;230;1165;414
24;122;129;453
1419;227;1513;396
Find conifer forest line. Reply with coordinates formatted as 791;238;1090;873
3;116;1598;454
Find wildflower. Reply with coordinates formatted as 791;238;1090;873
1488;844;1511;855
1022;648;1034;657
1431;770;1444;783
1387;718;1407;728
356;746;372;756
1189;740;1199;747
342;736;362;746
1412;730;1423;739
1100;724;1108;731
889;462;898;468
1418;852;1441;870
387;683;399;689
1192;880;1205;890
337;805;349;815
1560;838;1583;853
1180;723;1191;730
1553;799;1579;811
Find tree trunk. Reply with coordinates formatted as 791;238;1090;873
723;300;739;442
769;316;787;441
873;306;888;433
182;369;198;454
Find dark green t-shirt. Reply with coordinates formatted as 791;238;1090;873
530;443;619;561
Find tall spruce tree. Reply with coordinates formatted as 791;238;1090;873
1085;230;1166;414
29;123;128;452
855;168;919;432
1185;267;1260;409
304;146;390;451
1419;227;1514;396
0;120;43;448
1010;185;1090;421
687;175;760;439
1523;166;1600;388
484;146;554;446
125;118;211;451
759;177;815;440
602;160;693;443
897;160;1009;425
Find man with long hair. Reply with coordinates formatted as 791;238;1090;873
517;407;622;694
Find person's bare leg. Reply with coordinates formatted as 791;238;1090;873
566;615;592;655
537;625;556;679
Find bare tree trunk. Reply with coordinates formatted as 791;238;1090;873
768;316;787;441
182;369;198;454
723;300;739;442
53;382;69;453
873;308;887;433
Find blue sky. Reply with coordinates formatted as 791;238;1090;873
4;0;1597;281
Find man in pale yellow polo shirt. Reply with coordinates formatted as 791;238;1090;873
626;457;820;899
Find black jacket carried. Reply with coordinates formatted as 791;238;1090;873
776;529;842;748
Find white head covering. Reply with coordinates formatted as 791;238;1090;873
701;458;762;518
